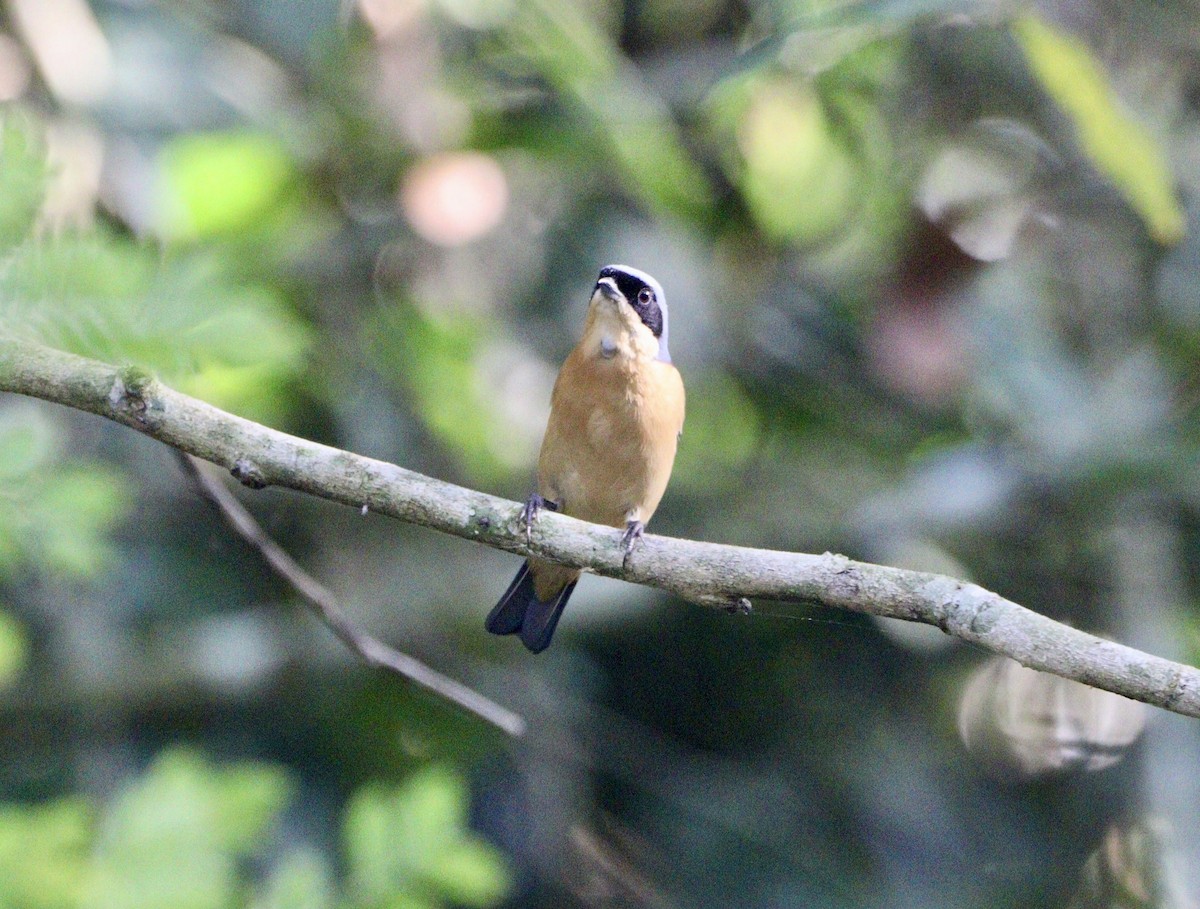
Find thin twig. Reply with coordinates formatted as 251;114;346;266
175;451;526;738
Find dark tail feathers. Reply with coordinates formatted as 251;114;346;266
485;561;577;654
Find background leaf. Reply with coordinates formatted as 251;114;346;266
344;767;511;909
1012;12;1185;244
157;131;297;241
0;115;47;252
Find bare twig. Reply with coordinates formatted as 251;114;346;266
175;451;526;737
3;340;1200;720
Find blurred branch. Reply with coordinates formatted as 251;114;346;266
174;452;526;738
4;340;1200;721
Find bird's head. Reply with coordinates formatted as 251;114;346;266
590;264;671;363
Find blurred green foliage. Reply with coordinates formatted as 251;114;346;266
0;0;1198;907
0;797;92;908
0;750;507;909
1011;14;1185;244
0;610;28;691
670;373;760;491
159;131;297;241
0;118;47;252
365;305;519;483
503;0;716;221
255;849;336;909
87;750;293;909
0;405;127;577
344;767;512;909
0;118;310;424
731;77;862;242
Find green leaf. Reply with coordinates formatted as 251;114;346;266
503;0;714;220
0;405;130;579
87;748;292;909
343;766;511;909
380;894;440;909
344;783;401;900
1012;13;1185;244
0;797;94;909
0;411;51;481
0;236;311;422
0;127;311;422
255;849;335;909
424;841;512;908
365;306;533;484
0;610;29;689
36;472;129;577
158;131;296;240
708;73;859;244
0;114;47;252
211;762;295;855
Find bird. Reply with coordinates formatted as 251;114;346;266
485;264;685;653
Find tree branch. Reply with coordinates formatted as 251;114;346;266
175;452;526;737
3;339;1199;720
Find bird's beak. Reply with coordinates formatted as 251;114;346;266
594;277;622;303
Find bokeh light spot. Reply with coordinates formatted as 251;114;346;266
400;151;509;247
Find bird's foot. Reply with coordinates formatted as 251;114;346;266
620;520;645;568
520;493;558;542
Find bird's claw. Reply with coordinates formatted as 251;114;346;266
620;520;645;568
520;493;557;542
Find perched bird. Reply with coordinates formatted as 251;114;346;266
486;264;685;653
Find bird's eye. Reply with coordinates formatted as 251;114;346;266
637;288;653;305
